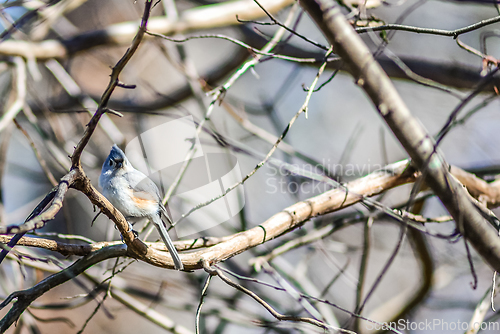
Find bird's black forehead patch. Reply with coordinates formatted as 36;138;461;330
112;155;124;163
109;146;126;162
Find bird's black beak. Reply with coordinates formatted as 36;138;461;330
115;158;124;168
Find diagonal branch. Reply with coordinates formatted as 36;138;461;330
300;0;500;271
70;0;153;168
0;0;156;267
205;264;350;332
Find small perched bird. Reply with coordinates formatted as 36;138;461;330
99;145;183;270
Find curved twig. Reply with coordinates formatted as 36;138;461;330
355;16;500;37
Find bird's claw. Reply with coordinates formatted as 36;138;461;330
120;229;139;243
120;222;139;243
126;222;139;237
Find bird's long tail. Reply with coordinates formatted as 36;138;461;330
152;215;184;270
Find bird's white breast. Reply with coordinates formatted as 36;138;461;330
100;172;157;218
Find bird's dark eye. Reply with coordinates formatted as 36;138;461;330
109;160;113;166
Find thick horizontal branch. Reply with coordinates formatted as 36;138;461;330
124;160;417;270
3;160;415;269
0;235;94;256
0;234;231;254
4;160;500;265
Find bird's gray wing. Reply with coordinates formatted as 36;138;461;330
123;171;162;202
124;171;183;270
126;172;173;223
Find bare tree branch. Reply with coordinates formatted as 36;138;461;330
300;0;500;271
4;158;500;268
205;263;350;332
355;15;500;36
0;245;126;332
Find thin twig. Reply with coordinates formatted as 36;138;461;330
212;266;345;332
147;31;330;63
0;57;26;132
260;261;324;320
216;265;403;334
76;281;111;334
173;45;333;227
13;119;58;186
354;216;373;331
355;15;500;37
195;274;212;334
162;4;299;210
242;0;329;51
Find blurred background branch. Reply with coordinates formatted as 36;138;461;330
2;0;500;333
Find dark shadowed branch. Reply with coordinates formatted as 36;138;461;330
0;245;126;332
